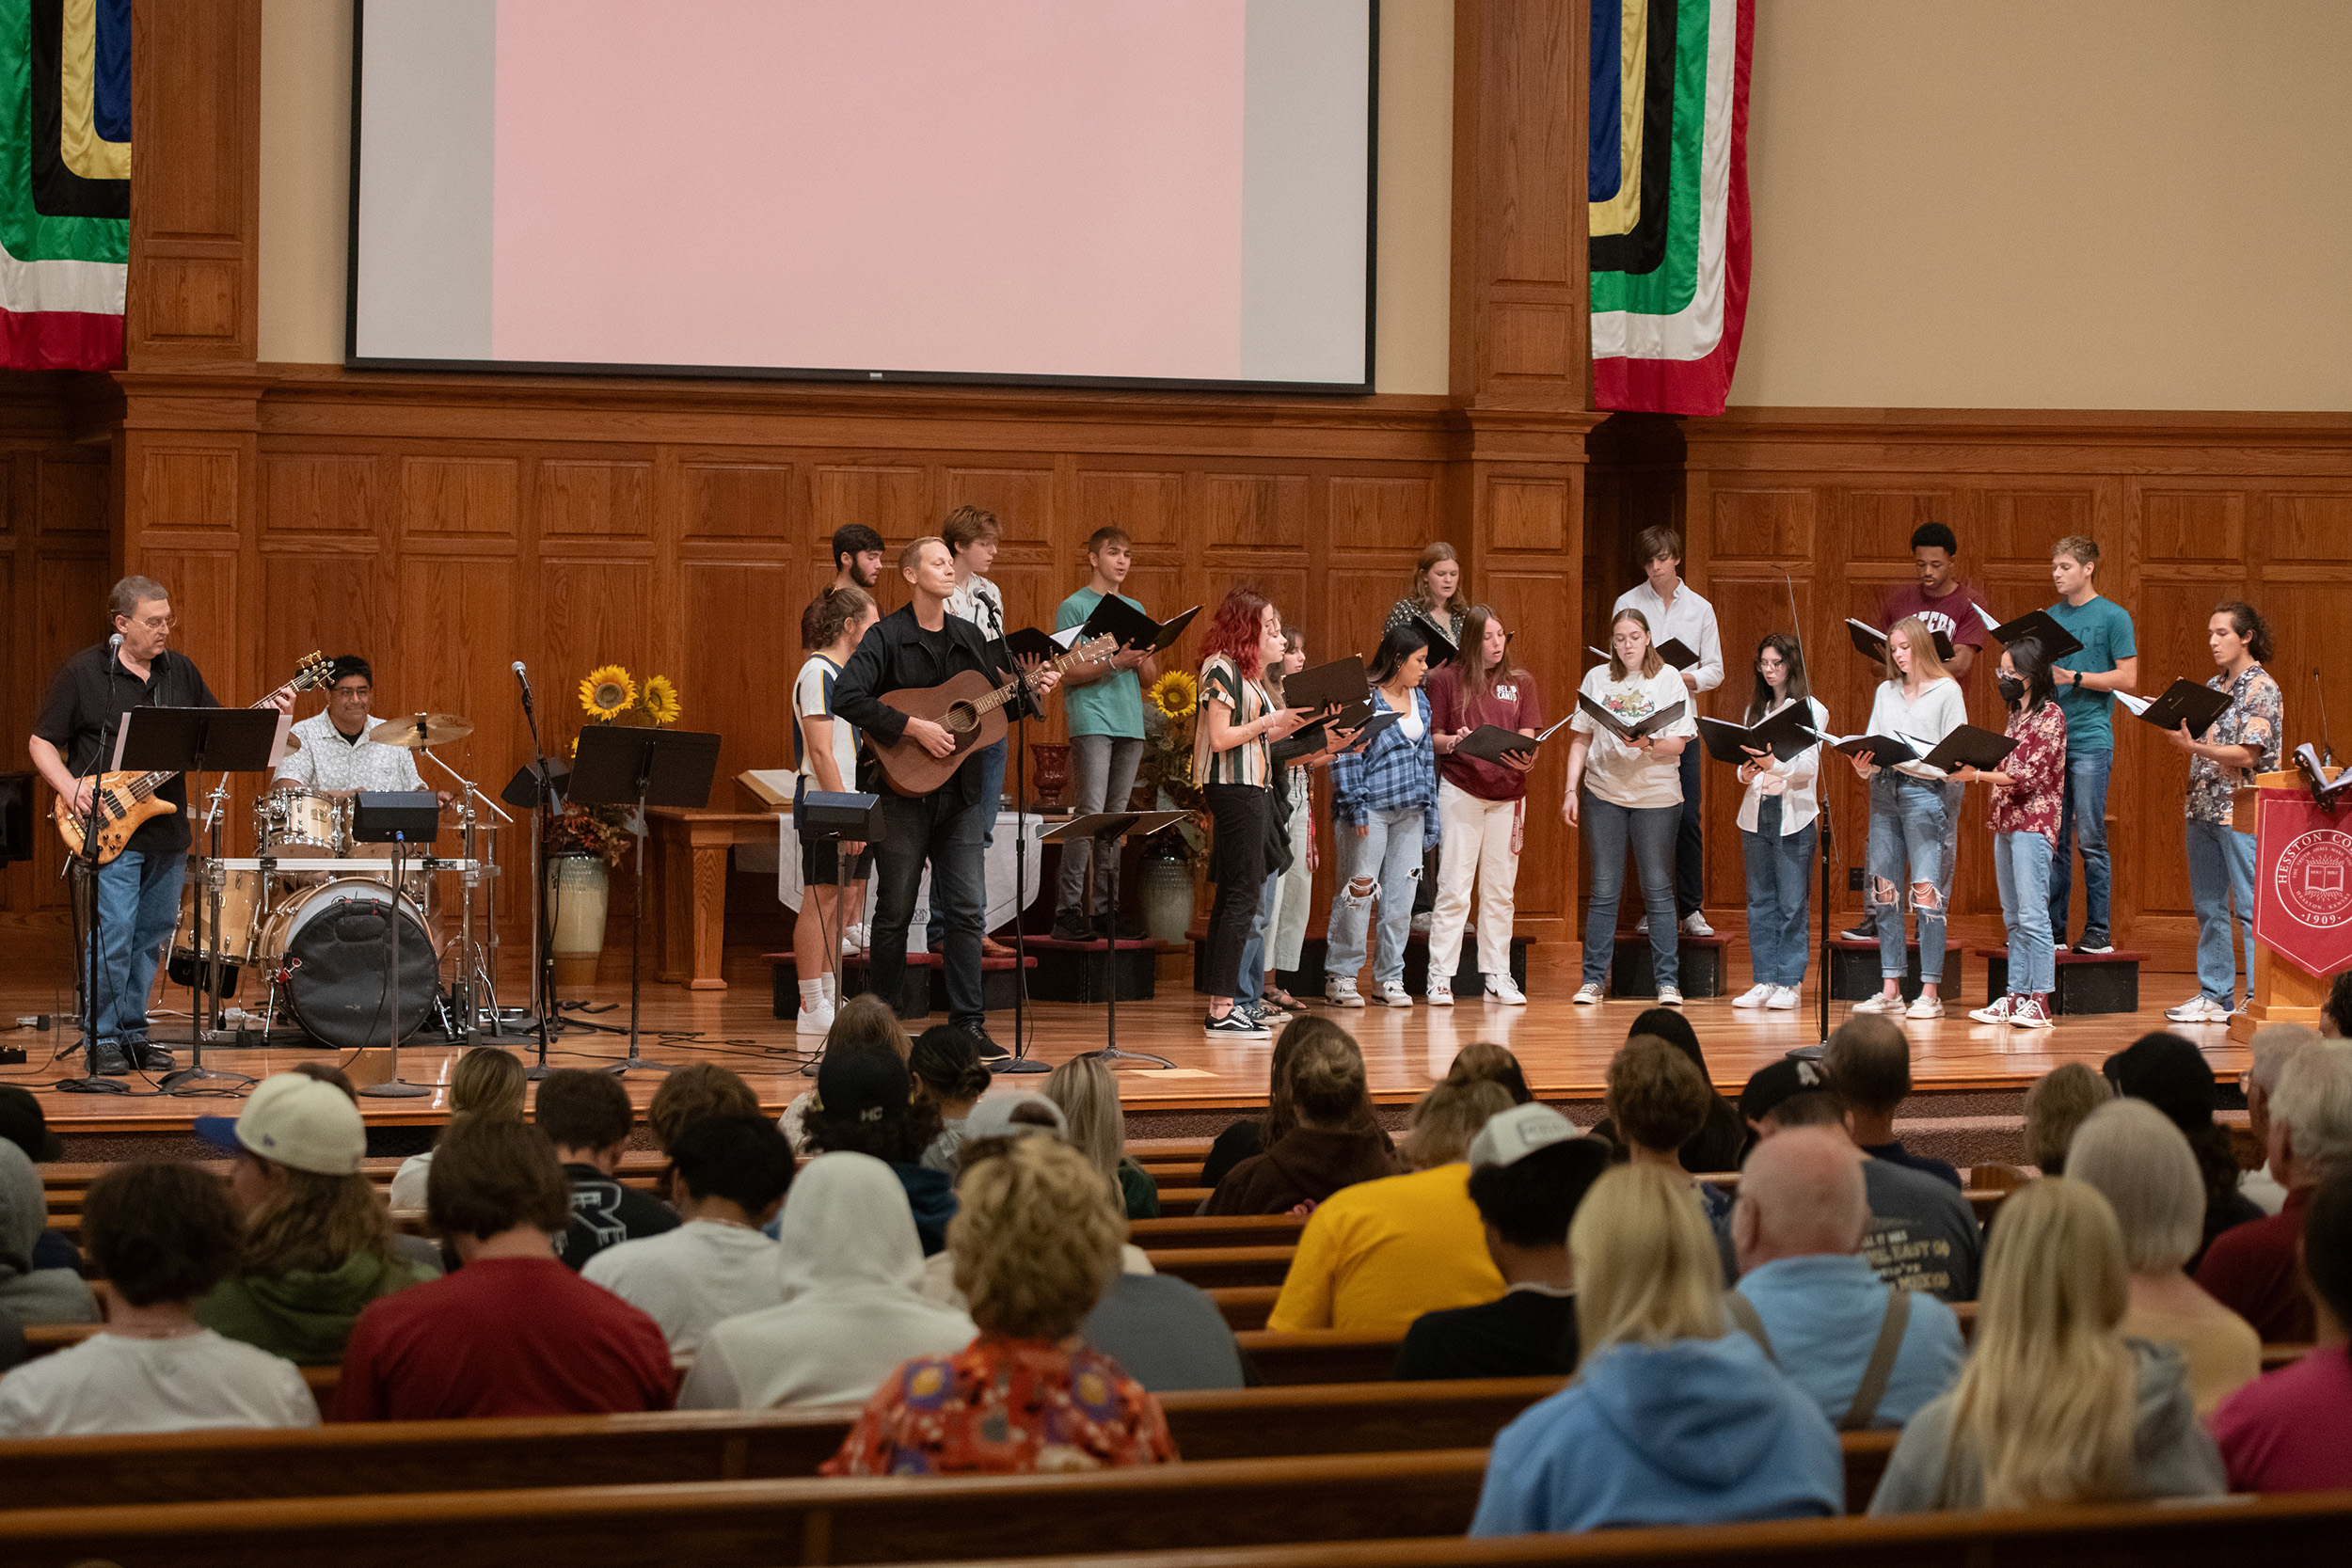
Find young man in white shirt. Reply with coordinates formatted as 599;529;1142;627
1613;527;1724;936
934;505;1014;958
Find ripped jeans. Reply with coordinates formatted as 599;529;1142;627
1867;772;1956;983
1324;805;1424;991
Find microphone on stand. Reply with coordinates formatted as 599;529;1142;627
513;660;534;720
108;631;122;659
2313;666;2334;768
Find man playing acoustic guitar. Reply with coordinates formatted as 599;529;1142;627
832;538;1062;1066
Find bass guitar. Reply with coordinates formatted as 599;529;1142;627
871;635;1117;798
52;651;333;864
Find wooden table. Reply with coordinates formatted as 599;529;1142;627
649;807;778;990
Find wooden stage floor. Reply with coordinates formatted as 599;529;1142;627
0;938;2244;1134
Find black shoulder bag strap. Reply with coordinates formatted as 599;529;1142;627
1838;1286;1913;1432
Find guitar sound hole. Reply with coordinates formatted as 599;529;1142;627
946;704;977;735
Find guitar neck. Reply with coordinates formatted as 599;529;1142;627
118;686;292;804
965;644;1094;721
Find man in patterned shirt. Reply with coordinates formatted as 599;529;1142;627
2166;601;2283;1024
271;656;450;805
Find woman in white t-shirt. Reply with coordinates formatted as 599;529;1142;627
791;586;880;1037
1732;634;1829;1011
1850;616;1969;1019
1563;610;1697;1006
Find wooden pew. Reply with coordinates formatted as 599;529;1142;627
1237;1329;1407;1386
1148;1245;1296;1290
1131;1214;1306;1250
1209;1285;1280;1331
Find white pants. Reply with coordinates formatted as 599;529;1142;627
1429;781;1519;981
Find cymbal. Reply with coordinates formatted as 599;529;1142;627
369;712;474;749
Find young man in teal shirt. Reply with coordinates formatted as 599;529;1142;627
2045;535;2137;954
1052;527;1158;940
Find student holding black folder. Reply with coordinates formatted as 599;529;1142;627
1052;527;1159;941
2163;602;2283;1025
1424;607;1540;1006
1951;639;2067;1031
1849;618;1968;1020
1729;635;1827;1011
1613;527;1723;939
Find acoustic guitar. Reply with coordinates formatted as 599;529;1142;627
871;634;1117;798
51;651;333;864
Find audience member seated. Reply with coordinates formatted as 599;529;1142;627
922;1102;1158;1310
2106;1031;2264;1268
1824;1016;1960;1188
826;1135;1175;1475
581;1115;794;1355
1589;1009;1748;1174
1395;1103;1610;1381
1205;1020;1395;1216
389;1046;526;1212
2023;1061;2109;1176
912;1025;992;1175
1741;1062;1982;1302
2211;1166;2352;1491
0;1141;96;1324
2198;1037;2352;1343
192;1072;437;1364
803;1044;955;1254
535;1068;679;1271
1445;1040;1534;1104
679;1151;977;1410
0;1085;79;1273
780;995;911;1153
0;1162;314;1435
1470;1164;1841;1534
1869;1178;2225;1513
645;1060;763;1155
2066;1098;2260;1415
1606;1036;1738;1276
2240;1022;2319;1215
1046;1053;1160;1219
1198;1017;1395;1191
1265;1080;1510;1335
337;1117;675;1419
1728;1128;1963;1428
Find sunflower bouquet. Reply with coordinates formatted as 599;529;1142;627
1136;668;1206;861
548;664;685;865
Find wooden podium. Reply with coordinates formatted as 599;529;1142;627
2228;768;2340;1041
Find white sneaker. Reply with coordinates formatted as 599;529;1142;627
1486;976;1528;1006
1410;911;1434;935
1904;995;1945;1020
1327;981;1366;1009
1767;986;1802;1010
1426;985;1454;1007
843;923;869;952
1656;987;1685;1007
1851;992;1905;1015
1573;982;1604;1006
1731;984;1773;1009
1681;911;1715;938
1967;995;2015;1025
1380;981;1413;1008
795;996;836;1037
2165;995;2227;1024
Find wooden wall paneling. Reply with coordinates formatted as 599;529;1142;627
2265;492;2352;562
1075;468;1184;546
680;458;793;543
126;0;259;370
535;457;654;542
401;455;520;546
680;560;795;790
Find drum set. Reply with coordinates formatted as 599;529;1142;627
169;712;512;1052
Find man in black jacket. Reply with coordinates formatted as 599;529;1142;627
831;537;1058;1062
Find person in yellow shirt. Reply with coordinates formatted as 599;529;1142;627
1266;1080;1512;1335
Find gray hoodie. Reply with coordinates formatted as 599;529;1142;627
1867;1338;2226;1513
0;1144;97;1326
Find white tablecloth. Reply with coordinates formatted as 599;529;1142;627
756;810;1044;950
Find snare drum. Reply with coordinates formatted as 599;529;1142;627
256;787;346;857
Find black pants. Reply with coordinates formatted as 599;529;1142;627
1676;740;1705;916
866;786;991;1033
1203;783;1269;1001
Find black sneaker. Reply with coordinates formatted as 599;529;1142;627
1838;924;1876;942
1203;1009;1270;1037
963;1025;1013;1064
1050;911;1093;942
87;1042;130;1077
126;1042;177;1072
2076;933;2114;956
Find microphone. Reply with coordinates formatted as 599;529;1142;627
108;631;121;661
2313;667;2334;768
512;660;534;718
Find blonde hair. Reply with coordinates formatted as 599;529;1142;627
949;1135;1124;1339
1947;1177;2136;1509
1042;1053;1126;1193
2065;1099;2204;1273
449;1046;527;1121
898;535;947;574
1403;1078;1512;1169
826;993;914;1061
1882;615;1951;685
2023;1062;2110;1173
1606;609;1665;681
1571;1164;1726;1357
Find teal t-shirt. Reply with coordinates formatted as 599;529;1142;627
2048;594;2137;752
1057;588;1146;739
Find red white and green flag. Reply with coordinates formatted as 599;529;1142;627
0;0;127;370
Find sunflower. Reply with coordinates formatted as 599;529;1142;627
1148;669;1199;721
579;664;635;720
638;673;681;726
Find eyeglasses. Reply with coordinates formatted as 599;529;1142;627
331;686;373;698
127;614;175;632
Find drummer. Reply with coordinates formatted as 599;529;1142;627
273;656;451;804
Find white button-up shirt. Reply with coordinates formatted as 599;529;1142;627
272;710;426;794
1613;578;1724;694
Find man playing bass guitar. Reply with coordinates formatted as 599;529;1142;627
832;536;1062;1066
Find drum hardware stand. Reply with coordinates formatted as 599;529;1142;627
421;747;516;1041
507;663;564;1078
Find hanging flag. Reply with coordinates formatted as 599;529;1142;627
1589;0;1749;416
0;0;128;370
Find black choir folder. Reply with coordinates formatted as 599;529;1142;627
1453;714;1577;766
1077;595;1200;655
1408;613;1460;670
1975;605;2085;661
2119;679;2232;739
1846;619;1955;665
1283;657;1371;718
1815;724;2017;774
1695;703;1819;766
1575;695;1687;744
1585;639;1700;671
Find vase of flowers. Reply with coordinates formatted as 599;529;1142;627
1135;669;1207;942
547;664;686;982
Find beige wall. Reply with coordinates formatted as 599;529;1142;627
257;0;1454;392
1732;0;2352;410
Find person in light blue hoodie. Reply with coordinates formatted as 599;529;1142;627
1470;1164;1843;1535
1727;1127;1964;1430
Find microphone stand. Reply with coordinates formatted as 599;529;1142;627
997;648;1046;1074
1779;572;1836;1053
60;637;133;1094
515;666;558;1079
2315;667;2336;769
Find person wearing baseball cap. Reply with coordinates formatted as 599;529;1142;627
190;1073;437;1365
2104;1031;2265;1267
803;1045;956;1256
0;1086;80;1274
1395;1103;1613;1381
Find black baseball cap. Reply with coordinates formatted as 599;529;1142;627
1740;1057;1833;1126
815;1046;912;1124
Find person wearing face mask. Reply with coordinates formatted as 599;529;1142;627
1951;639;2068;1029
1849;619;1967;1020
1730;636;1828;1011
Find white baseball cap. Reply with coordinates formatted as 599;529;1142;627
194;1072;367;1176
1468;1101;1581;1171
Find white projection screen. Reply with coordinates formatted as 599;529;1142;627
348;0;1375;390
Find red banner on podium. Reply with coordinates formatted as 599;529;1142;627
2256;792;2352;978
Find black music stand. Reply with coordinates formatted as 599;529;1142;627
795;787;886;1076
352;791;443;1098
107;707;285;1095
1041;810;1191;1069
570;726;722;1075
502;756;578;1075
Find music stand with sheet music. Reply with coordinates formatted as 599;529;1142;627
107;706;288;1094
569;726;722;1075
1040;810;1191;1069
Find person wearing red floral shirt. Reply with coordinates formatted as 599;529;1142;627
825;1134;1175;1476
1953;639;2068;1030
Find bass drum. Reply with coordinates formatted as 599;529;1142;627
260;878;439;1050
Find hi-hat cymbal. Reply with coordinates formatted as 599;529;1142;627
369;712;474;749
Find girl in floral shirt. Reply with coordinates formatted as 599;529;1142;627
1955;638;2068;1029
2164;601;2283;1024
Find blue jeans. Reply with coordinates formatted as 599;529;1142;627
1993;831;2056;996
2187;818;2258;1009
928;738;1006;954
1326;806;1423;990
86;848;185;1049
1868;773;1952;983
1740;798;1815;988
1581;795;1679;989
1235;865;1283;1006
2049;746;2114;942
872;785;992;1032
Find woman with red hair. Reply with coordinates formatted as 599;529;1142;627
1196;589;1315;1037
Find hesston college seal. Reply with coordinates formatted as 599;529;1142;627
2275;827;2352;929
